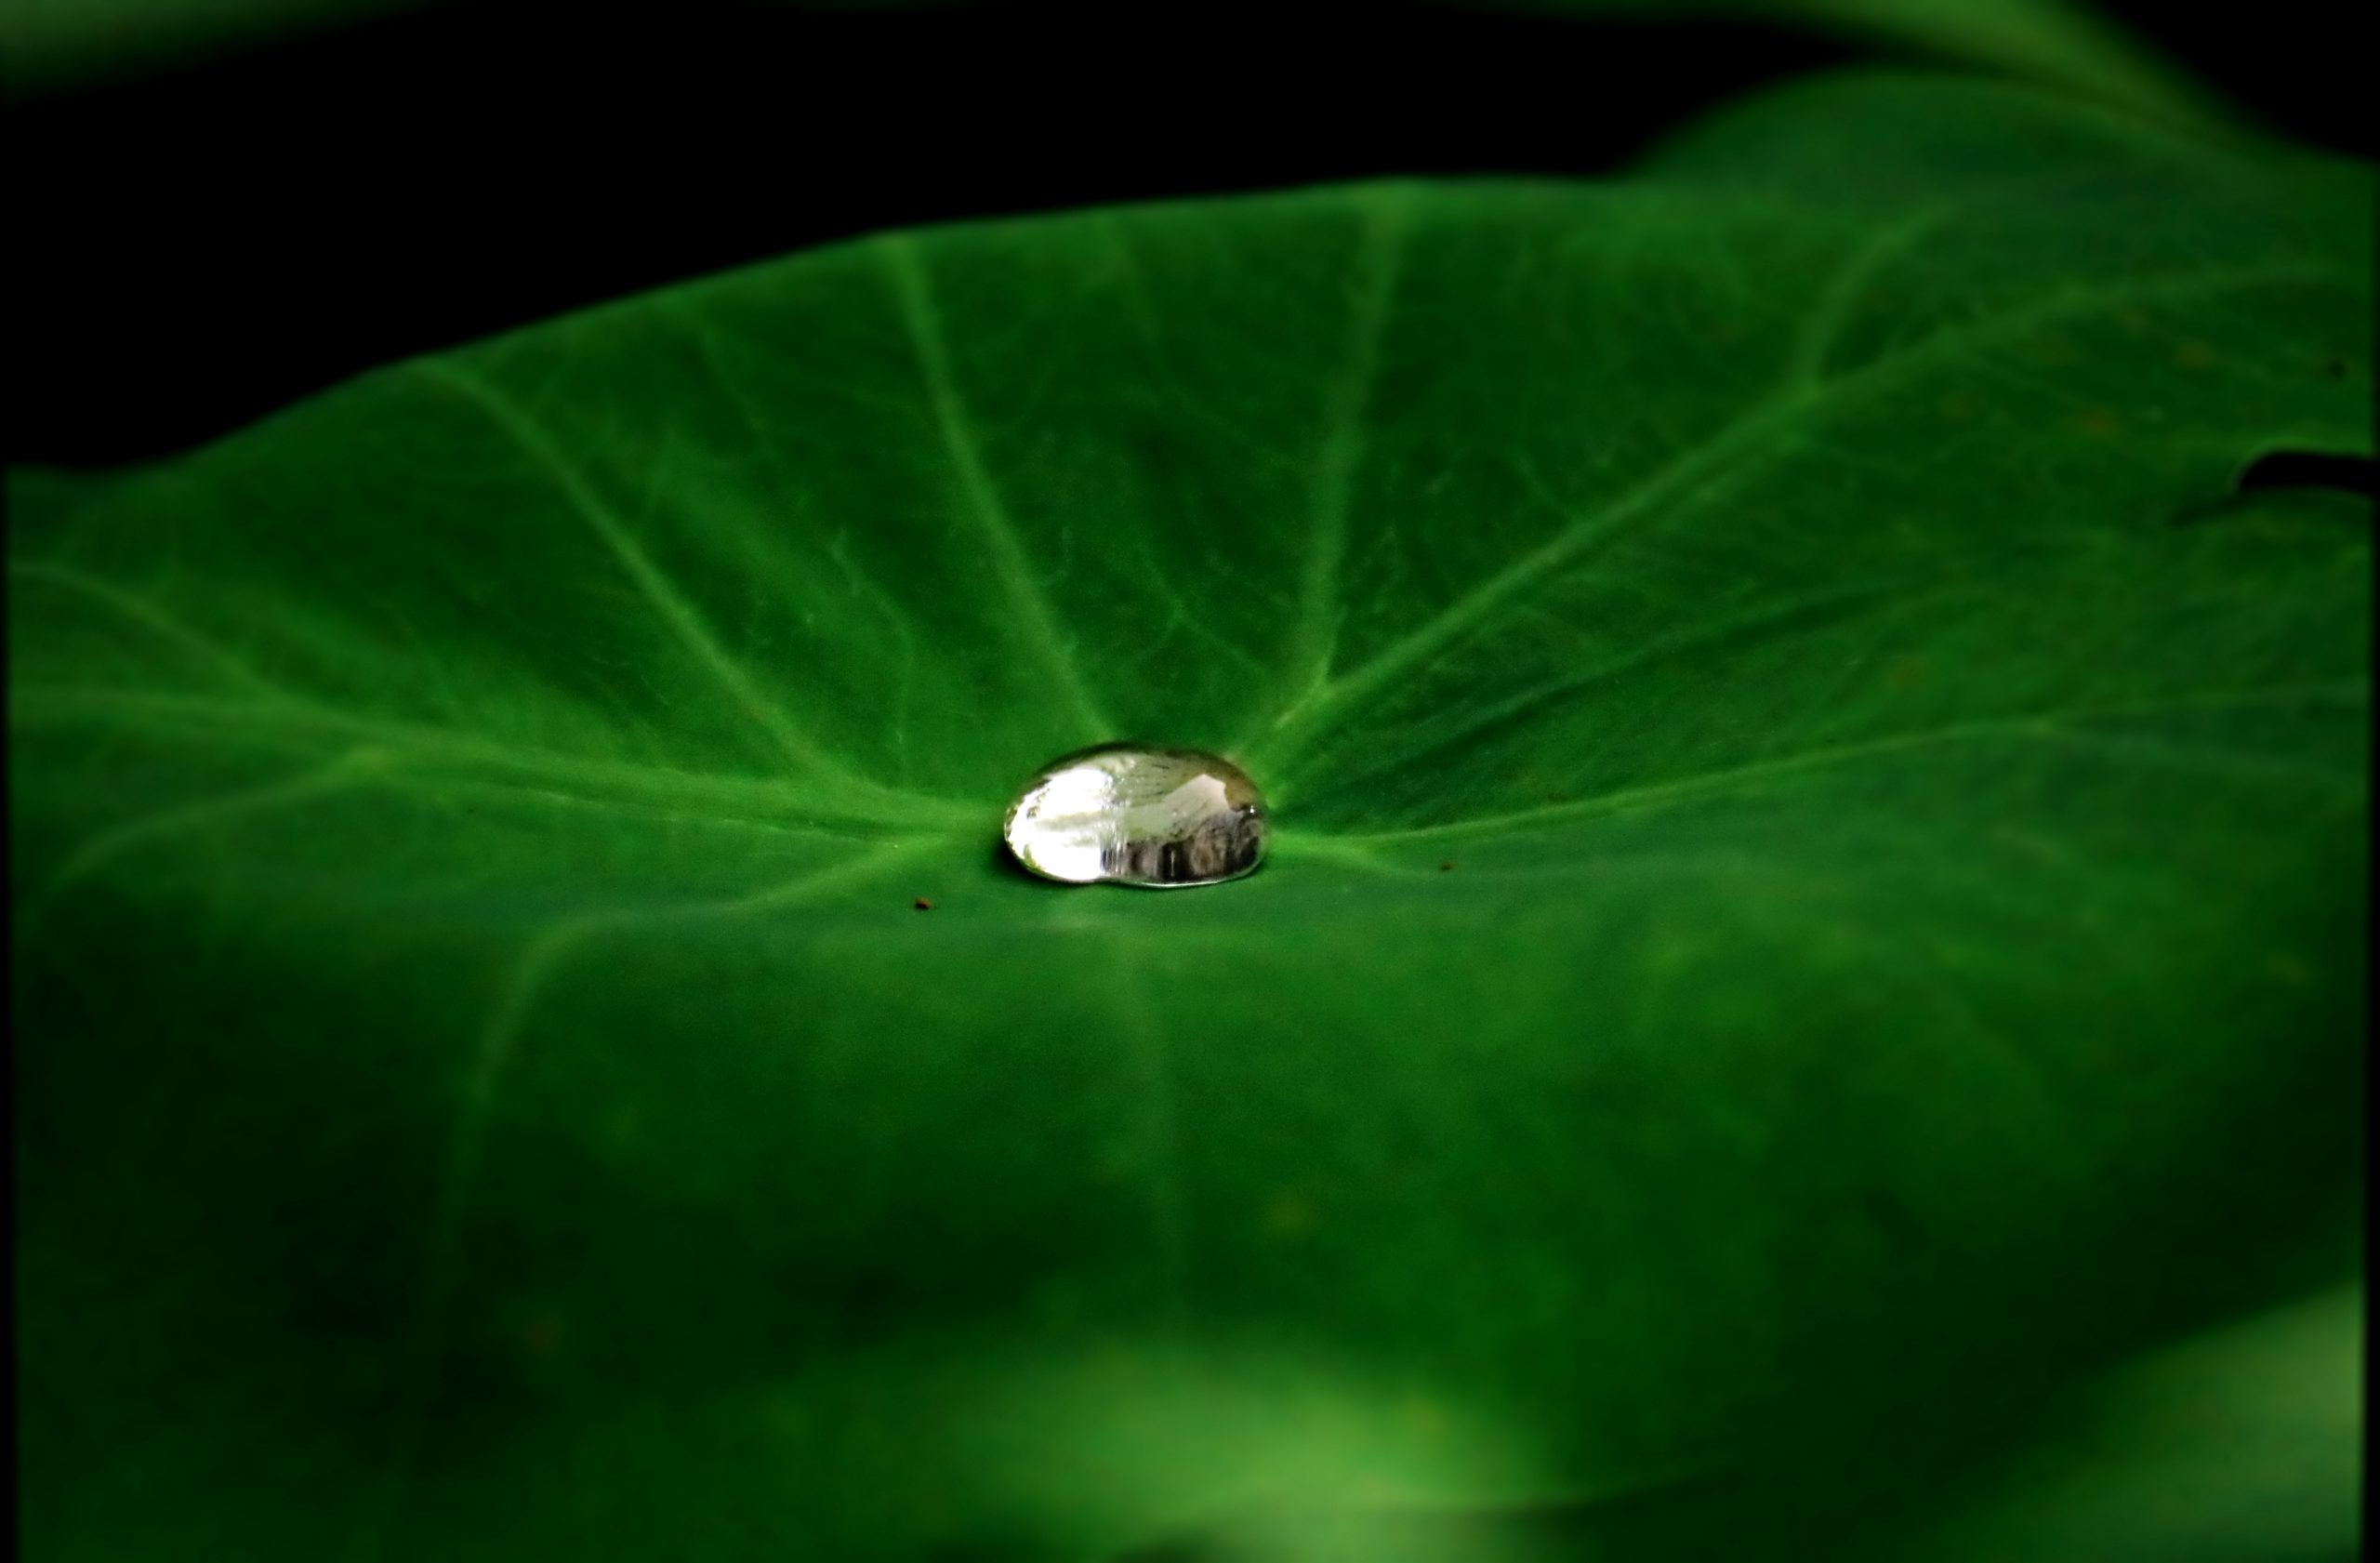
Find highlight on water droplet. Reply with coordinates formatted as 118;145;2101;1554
1001;743;1268;888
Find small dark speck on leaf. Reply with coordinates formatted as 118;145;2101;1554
913;898;934;911
2324;357;2349;378
1438;861;1456;873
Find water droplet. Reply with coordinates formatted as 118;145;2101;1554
1002;744;1268;888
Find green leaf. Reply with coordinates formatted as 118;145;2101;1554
11;74;2370;1562
1911;1282;2364;1563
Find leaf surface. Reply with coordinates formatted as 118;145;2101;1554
10;74;2371;1562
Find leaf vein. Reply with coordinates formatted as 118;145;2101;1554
18;748;390;934
408;359;851;779
1326;680;2369;845
10;686;981;834
8;559;300;701
1250;258;2347;775
1277;189;1416;722
359;842;913;1559
880;236;1113;739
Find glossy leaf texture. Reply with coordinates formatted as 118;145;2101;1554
10;74;2372;1563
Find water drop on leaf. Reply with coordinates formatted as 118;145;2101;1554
1001;744;1268;888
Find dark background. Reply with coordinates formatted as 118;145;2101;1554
7;0;2373;469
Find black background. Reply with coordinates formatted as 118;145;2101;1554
7;0;2373;469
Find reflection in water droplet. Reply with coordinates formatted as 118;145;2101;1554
1002;744;1267;888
